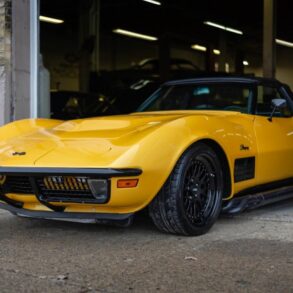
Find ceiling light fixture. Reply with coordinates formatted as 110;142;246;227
204;21;243;35
191;44;207;52
113;28;158;41
142;0;161;5
213;49;221;55
276;39;293;48
243;60;249;66
39;15;64;24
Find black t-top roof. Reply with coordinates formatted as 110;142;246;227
164;76;283;87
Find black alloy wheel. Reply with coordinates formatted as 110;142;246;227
149;143;224;236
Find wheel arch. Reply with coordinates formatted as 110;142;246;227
194;139;232;199
148;137;228;235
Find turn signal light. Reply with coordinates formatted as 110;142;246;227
117;179;139;188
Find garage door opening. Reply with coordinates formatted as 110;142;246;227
38;0;293;121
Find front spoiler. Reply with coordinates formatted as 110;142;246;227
0;201;133;224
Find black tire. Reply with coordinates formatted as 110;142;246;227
149;143;223;236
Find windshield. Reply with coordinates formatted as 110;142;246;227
138;83;253;113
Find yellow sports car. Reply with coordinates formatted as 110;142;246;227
0;77;292;235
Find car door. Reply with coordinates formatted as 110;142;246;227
253;84;293;185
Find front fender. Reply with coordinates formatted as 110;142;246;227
109;114;256;211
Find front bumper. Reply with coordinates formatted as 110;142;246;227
0;167;142;213
0;167;142;177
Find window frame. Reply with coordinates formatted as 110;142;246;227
252;83;293;118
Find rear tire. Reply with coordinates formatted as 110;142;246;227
149;143;223;236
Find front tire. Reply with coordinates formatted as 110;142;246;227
149;143;223;236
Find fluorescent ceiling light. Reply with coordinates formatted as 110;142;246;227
276;39;293;48
191;44;207;52
113;28;158;41
39;15;64;24
204;21;243;35
142;0;161;5
213;49;221;55
204;22;226;30
243;60;249;66
225;27;243;35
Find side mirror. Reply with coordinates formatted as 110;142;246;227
268;98;287;122
272;98;287;109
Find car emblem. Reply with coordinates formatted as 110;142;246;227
240;144;249;151
0;175;6;185
12;151;26;156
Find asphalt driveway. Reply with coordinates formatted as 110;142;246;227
0;199;293;293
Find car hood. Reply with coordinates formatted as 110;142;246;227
0;111;240;167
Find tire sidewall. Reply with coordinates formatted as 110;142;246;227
175;143;224;235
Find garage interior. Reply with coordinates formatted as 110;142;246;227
0;1;292;291
37;0;293;120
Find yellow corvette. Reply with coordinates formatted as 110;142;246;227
0;77;292;235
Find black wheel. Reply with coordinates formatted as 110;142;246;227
149;143;223;236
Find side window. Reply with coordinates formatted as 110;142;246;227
256;86;292;117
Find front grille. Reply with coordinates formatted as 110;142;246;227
0;175;109;204
4;176;34;194
36;176;96;203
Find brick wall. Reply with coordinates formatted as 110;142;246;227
0;0;12;125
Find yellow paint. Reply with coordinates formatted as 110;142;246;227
0;111;292;215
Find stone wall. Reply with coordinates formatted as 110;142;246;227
0;0;12;125
12;0;31;120
0;0;32;125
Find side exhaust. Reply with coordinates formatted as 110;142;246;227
222;185;293;214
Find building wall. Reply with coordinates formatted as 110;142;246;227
0;0;12;125
0;0;33;126
12;0;32;120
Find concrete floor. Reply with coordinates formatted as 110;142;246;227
0;199;293;293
